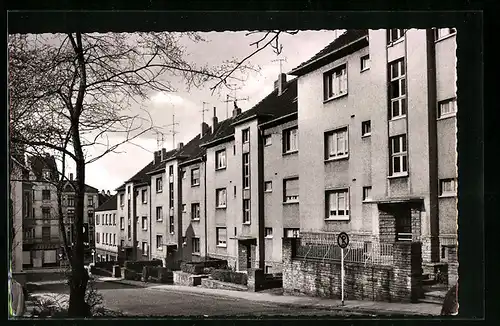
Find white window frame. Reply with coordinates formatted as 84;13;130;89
361;54;370;71
434;28;456;41
390;134;408;177
141;189;147;204
264;135;272;146
389;59;407;119
192;237;200;254
191;203;200;221
283;127;298;154
191;168;200;186
362;186;372;202
169;216;175;234
243;153;250;189
156;177;163;193
142;242;148;256
216;188;227;208
264;181;272;192
215;149;227;170
156;206;163;222
216;227;227;247
285;228;300;238
242;129;250;143
387;29;405;45
325;127;349;160
182;204;186;213
326;189;350;221
96;232;100;244
142;216;148;231
156;235;163;250
243;199;251;224
120;194;124;207
283;178;299;203
361;120;371;137
120;216;124;230
438;98;457;119
113;234;116;246
265;227;273;239
324;64;348;100
440;178;457;197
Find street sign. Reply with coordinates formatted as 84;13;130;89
337;232;349;249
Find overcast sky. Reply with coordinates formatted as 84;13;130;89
74;30;341;193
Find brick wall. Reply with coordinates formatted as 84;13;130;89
411;209;422;242
282;238;423;303
446;245;458;288
379;211;395;243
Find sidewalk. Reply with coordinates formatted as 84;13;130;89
103;277;441;316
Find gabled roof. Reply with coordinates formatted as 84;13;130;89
289;29;369;77
177;130;214;166
201;77;298;148
62;181;100;193
27;154;59;182
95;194;117;212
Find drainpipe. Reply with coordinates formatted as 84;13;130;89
203;155;208;260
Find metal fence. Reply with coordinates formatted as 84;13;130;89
295;233;394;266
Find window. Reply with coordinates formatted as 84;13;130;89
387;29;405;44
42;227;50;240
42;208;50;219
156;206;163;222
88;196;94;207
363;186;372;201
142;242;148;256
156;177;163;193
113;234;116;246
169;165;174;176
389;134;408;176
264;181;272;192
233;186;237;198
113;214;116;226
216;149;226;170
283;127;299;154
216;188;227;208
142;216;148;230
389;59;407;119
156;235;163;250
67;195;75;207
242;129;250;143
434;28;456;40
96;232;100;244
182;204;186;213
440;178;457;196
396;215;412;241
127;185;131;193
216;227;227;247
96;214;100;225
141;189;147;204
361;54;370;71
191;203;200;220
243;199;251;224
88;211;94;225
326;189;350;220
362;121;371;137
42;189;50;200
324;64;348;100
243;153;250;189
264;135;272;146
265;266;272;274
120;216;124;230
192;237;200;254
127;218;131;239
169;216;175;234
265;227;273;238
43;170;51;179
325;127;349;159
285;228;300;238
120;239;124;248
169;183;174;208
120;194;124;206
284;178;299;203
191;168;200;186
438;98;457;118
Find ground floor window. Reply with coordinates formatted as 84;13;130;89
192;237;200;254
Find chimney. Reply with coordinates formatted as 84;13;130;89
161;148;168;161
70;173;73;181
107;190;110;196
201;122;210;137
101;189;105;196
177;142;184;150
153;150;161;165
275;73;287;96
232;101;242;117
212;107;218;132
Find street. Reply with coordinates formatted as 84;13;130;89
31;281;364;317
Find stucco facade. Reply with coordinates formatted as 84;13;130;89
10;160;24;273
95;208;118;262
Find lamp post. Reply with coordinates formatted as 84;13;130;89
91;249;95;265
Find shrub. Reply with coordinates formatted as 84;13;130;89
124;260;163;274
211;269;248;285
180;262;204;275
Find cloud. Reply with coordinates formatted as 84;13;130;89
150;92;185;106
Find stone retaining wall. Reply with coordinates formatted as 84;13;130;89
173;271;209;286
201;278;248;291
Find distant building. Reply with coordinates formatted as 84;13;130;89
94;195;118;262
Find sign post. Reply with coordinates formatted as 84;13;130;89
337;232;349;306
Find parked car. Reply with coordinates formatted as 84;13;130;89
441;280;459;316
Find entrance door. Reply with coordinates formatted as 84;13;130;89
246;244;252;269
395;206;412;241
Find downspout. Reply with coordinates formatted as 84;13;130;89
203;155;208;260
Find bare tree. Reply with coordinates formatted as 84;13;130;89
8;30;296;317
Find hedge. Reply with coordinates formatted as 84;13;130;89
124;260;163;273
180;259;228;275
142;266;173;283
211;269;248;285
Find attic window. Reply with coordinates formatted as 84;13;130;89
43;170;51;179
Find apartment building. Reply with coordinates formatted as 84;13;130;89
95;195;118;262
288;29;457;265
202;76;299;272
10;155;27;273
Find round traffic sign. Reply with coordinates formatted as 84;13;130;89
337;232;349;249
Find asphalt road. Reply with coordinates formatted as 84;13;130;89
31;282;363;317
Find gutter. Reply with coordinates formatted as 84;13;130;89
231;113;275;127
178;156;203;168
289;35;369;76
200;134;234;148
258;112;298;129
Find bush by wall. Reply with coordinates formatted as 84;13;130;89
124;260;163;274
211;269;248;285
180;259;228;275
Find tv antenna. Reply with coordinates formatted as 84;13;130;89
222;85;249;119
165;107;179;149
271;57;287;75
201;101;210;124
156;131;165;150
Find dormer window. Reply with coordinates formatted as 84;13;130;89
43;170;51;179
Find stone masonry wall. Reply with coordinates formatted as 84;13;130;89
411;209;422;242
282;238;423;303
446;245;459;288
379;211;396;243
